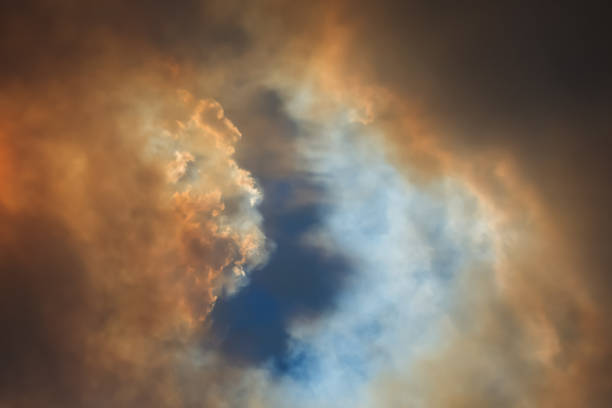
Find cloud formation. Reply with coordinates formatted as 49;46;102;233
2;1;611;407
0;29;265;405
250;3;612;406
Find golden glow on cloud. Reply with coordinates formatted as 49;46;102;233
0;69;265;405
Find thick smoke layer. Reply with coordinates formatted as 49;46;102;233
2;1;611;407
252;3;612;406
0;8;265;403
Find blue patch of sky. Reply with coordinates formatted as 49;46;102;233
210;90;495;405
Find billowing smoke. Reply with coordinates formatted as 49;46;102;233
0;47;265;408
2;1;611;407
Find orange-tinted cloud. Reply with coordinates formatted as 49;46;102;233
0;27;265;406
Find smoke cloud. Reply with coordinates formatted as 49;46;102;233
1;1;611;407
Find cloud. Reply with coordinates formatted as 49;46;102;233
2;1;611;407
0;52;265;406
241;2;612;405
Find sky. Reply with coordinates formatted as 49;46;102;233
1;1;611;407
